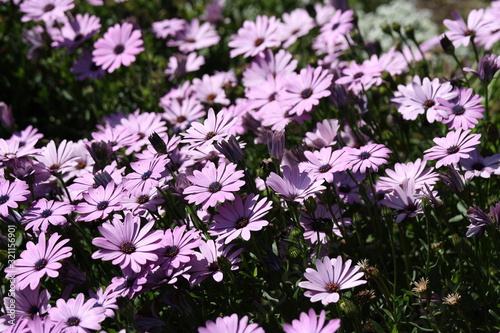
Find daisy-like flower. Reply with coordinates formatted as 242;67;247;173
423;129;481;168
229;15;282;58
88;287;119;318
435;87;484;130
300;204;351;244
335;56;383;94
119;110;168;154
380;180;423;223
164;52;205;80
318;9;354;41
75;181;125;222
48;293;106;332
0;138;39;163
443;9;488;48
243;49;297;87
391;76;458;123
343;144;392;173
267;165;326;203
23;199;73;233
181;108;238;149
377;158;439;192
92;213;163;273
283;308;341;333
122;186;164;216
460;149;500;179
189;239;243;285
300;147;347;183
0;180;30;217
93;22;144;73
157;225;201;271
35;139;78;176
298;256;367;305
209;194;272;244
184;161;245;210
19;0;74;23
2;286;51;321
161;97;205;132
152;18;186;39
304;119;340;149
198;314;264;333
5;233;72;290
167;19;220;53
91;125;140;152
278;66;333;116
279;8;315;48
71;49;105;80
109;269;148;299
192;74;230;106
123;155;169;193
52;13;101;53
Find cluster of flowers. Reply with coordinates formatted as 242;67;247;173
2;0;500;331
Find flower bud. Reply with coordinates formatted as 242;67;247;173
148;132;167;155
440;35;455;55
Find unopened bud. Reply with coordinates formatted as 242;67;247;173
214;136;244;164
148;132;167;155
86;141;113;171
440;35;455;55
339;298;357;315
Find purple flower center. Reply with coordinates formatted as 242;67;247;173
41;209;52;218
208;181;222;193
353;72;364;79
43;4;55;12
311;218;329;232
319;164;332;173
120;241;136;254
137;195;149;204
114;44;125;55
66;316;80;326
205;131;217;140
423;99;435;109
141;171;152;180
452;105;465;115
473;163;484;171
165;246;180;258
28;305;39;318
0;195;9;204
331;23;340;30
74;34;84;42
208;261;219;271
446;145;459;154
34;258;48;271
254;38;264;47
339;184;351;193
359;151;371;160
97;201;109;210
268;92;276;101
301;88;313;99
406;203;418;212
235;217;249;229
326;282;340;293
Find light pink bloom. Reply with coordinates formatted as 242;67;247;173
198;314;264;333
279;8;315;48
435;87;484;130
443;9;488;47
20;0;74;23
48;293;106;332
343;144;392;173
266;165;326;203
304;119;340;149
283;308;341;333
424;129;481;168
243;49;297;87
167;19;220;53
229;15;282;58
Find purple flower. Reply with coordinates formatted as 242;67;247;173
229;15;282;58
243;49;297;87
377;158;439;192
119;110;168;154
278;8;315;48
164;52;205;80
152;18;186;39
192;74;230;106
300;204;351;244
424;129;481;168
75;181;125;222
209;194;272;243
52;13;101;53
19;0;74;23
304;119;340;149
92;213;163;273
198;314;265;333
157;225;201;271
466;204;494;237
122;186;164;216
278;66;333;116
88;287;119;318
161;97;205;132
298;256;366;305
35;139;78;176
300;147;347;182
184;161;245;210
167;19;220;53
343;143;392;173
266;165;326;203
443;9;488;47
435;87;484;130
2;285;50;321
0;180;30;217
124;155;169;193
283;308;341;333
48;293;106;332
71;49;106;80
93;22;144;73
380;180;423;223
335;56;383;94
460;149;500;179
5;232;72;290
109;269;148;299
23;199;73;233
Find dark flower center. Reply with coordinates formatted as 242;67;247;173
74;34;84;42
90;62;100;71
114;44;125;55
472;163;484;171
311;218;329;232
137;195;149;204
109;141;117;147
76;160;87;169
301;88;313;99
205;131;216;140
254;38;264;47
359;151;371;160
452;105;465;115
141;171;152;180
177;116;186;123
67;316;80;326
43;4;55;12
406;203;417;212
186;38;196;43
331;23;340;30
268;92;276;101
339;184;351;193
446;145;459;154
41;209;52;218
28;305;39;318
120;241;136;254
319;164;332;173
423;99;435;109
92;183;99;189
49;163;60;171
464;29;473;36
208;261;219;271
206;93;217;102
138;132;145;140
97;201;109;210
0;195;9;204
326;282;340;293
235;217;249;229
353;72;364;79
208;181;222;193
165;246;180;258
35;258;48;271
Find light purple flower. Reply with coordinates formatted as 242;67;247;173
71;49;105;80
435;87;484;130
343;143;392;173
48;293;106;332
75;181;125;222
298;256;366;305
5;232;72;290
443;9;488;47
23;199;73;233
460;148;500;179
92;213;163;273
198;313;265;333
300;147;347;182
19;0;74;23
278;8;315;48
266;165;326;203
300;204;351;244
229;15;282;58
424;129;481;168
93;22;144;73
52;13;101;53
380;179;423;223
335;55;383;94
192;74;230;106
0;180;30;217
243;49;297;87
377;158;439;192
304;119;340;149
161;97;206;132
283;308;340;333
152;18;186;39
123;155;169;193
2;285;50;321
157;225;201;271
164;52;205;80
167;19;220;53
35;139;78;176
88;287;119;318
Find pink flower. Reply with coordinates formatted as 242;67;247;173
209;194;272;243
266;165;326;203
424;129;481;168
377;158;439;192
0;180;30;217
243;49;297;87
198;314;264;333
51;13;101;53
278;8;315;48
23;199;74;233
443;9;488;48
164;52;205;80
92;213;163;273
380;179;423;223
167;19;220;53
157;225;201;271
48;293;106;332
192;74;230;106
161;97;206;132
35;139;78;176
152;18;186;39
343;143;392;173
93;22;144;73
298;256;366;305
19;0;74;23
184;161;245;210
283;308;341;333
75;181;125;222
5;233;72;290
335;55;383;93
435;87;484;130
304;119;340;149
300;147;347;182
229;15;282;58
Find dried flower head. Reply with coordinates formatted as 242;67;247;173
442;292;461;305
412;277;429;293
